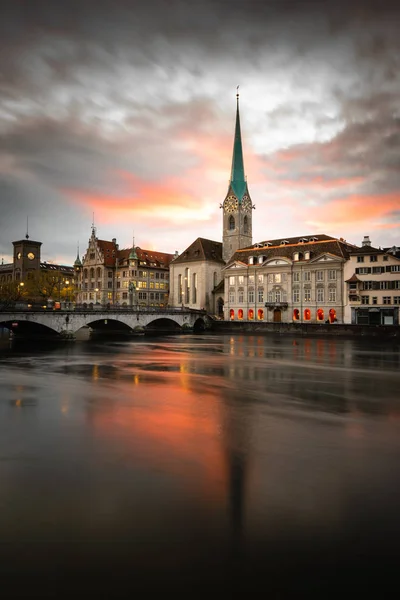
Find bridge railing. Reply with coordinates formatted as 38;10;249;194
0;303;207;315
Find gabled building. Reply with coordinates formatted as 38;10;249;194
76;228;173;308
168;237;225;314
223;235;357;323
344;236;400;325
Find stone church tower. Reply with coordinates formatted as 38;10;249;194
222;92;254;263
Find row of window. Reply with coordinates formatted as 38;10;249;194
228;270;337;286
357;255;389;263
228;288;337;303
80;292;166;302
228;308;337;322
355;266;400;274
81;281;167;291
361;280;400;290
82;268;168;280
361;296;400;305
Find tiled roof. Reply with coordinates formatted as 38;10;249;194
348;245;384;255
228;236;357;265
383;246;400;259
118;247;173;269
97;239;119;267
40;263;74;273
172;238;224;265
0;263;13;272
213;279;225;294
345;273;361;283
254;234;333;247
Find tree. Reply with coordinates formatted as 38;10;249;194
24;271;74;303
0;280;27;310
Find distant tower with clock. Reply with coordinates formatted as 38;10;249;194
222;92;254;263
12;233;42;282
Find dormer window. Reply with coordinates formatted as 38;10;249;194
293;252;299;261
280;240;289;246
309;236;318;242
258;256;264;265
299;238;308;243
249;256;254;265
304;251;310;260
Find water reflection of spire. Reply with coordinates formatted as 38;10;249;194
221;392;251;568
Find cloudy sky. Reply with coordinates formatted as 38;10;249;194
1;0;399;264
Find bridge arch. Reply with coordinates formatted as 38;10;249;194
0;319;60;337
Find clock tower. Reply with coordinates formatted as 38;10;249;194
222;92;254;263
12;235;42;282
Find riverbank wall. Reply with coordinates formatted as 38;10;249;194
209;321;400;338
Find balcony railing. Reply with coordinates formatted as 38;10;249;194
264;302;289;310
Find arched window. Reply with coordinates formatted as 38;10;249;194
304;308;311;321
243;216;248;234
317;308;324;321
248;308;254;320
96;267;101;278
257;308;264;320
238;308;244;320
229;216;235;231
329;308;337;323
90;268;94;279
83;268;88;279
229;309;235;321
293;309;300;321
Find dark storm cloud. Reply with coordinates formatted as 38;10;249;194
0;0;399;259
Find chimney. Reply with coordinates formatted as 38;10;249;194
112;238;116;244
362;235;371;247
174;250;179;258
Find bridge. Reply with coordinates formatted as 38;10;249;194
0;307;209;339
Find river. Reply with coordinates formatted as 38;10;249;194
1;333;400;596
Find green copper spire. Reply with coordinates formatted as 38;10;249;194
74;243;82;267
230;90;246;201
129;234;138;261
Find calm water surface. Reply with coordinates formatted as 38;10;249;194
1;333;400;596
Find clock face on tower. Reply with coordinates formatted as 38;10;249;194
241;195;252;212
27;252;35;260
224;195;238;213
17;252;21;259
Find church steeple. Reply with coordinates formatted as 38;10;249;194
222;90;254;263
230;90;246;202
74;243;82;269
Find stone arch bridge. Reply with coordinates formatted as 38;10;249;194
0;307;209;338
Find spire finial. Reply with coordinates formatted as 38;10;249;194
91;213;96;237
236;85;239;100
25;216;29;239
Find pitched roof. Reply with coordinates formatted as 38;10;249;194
345;273;361;283
118;247;173;268
348;245;384;255
212;279;225;294
96;239;118;266
172;238;224;265
40;263;74;274
383;246;400;259
227;235;357;265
